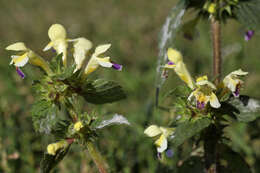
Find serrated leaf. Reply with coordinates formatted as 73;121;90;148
64;79;126;104
82;79;126;104
165;85;192;99
234;0;260;29
31;100;59;133
51;120;71;140
218;144;251;173
40;146;70;173
228;95;260;122
170;118;211;148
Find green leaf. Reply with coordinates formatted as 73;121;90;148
50;53;63;73
234;0;260;29
64;79;126;104
40;146;70;173
51;120;71;140
228;95;260;122
31;99;59;133
52;64;76;80
224;122;253;156
82;79;126;104
170;118;211;148
165;85;192;100
218;144;251;173
178;156;204;173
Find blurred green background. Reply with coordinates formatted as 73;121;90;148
0;0;260;172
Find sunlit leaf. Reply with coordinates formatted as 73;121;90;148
228;95;260;122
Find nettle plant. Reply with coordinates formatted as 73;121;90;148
6;24;128;173
145;0;260;172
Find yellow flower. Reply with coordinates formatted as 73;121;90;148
7;42;29;67
223;69;248;97
6;42;52;78
43;24;68;66
144;125;175;153
208;3;216;14
47;140;67;156
188;76;220;109
164;48;195;89
84;44;122;76
70;37;93;71
74;121;84;131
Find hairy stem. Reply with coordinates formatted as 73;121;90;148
211;18;221;84
86;141;109;173
204;7;222;173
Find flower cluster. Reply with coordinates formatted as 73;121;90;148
164;48;248;109
6;24;122;79
144;48;248;154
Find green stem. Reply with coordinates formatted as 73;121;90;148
86;141;109;173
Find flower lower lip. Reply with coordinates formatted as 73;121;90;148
16;67;25;79
112;63;122;71
197;101;205;109
167;61;175;65
245;30;254;41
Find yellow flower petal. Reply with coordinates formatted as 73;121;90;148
95;44;111;55
12;53;29;67
96;57;113;68
144;125;162;137
159;127;175;138
230;69;248;76
74;121;84;131
43;41;54;51
164;63;176;69
196;79;216;90
167;48;183;64
6;42;28;51
47;141;67;156
175;62;195;89
84;56;99;75
208;3;216;14
155;135;167;153
48;24;67;41
73;37;93;51
210;93;221;108
47;144;56;155
196;76;208;82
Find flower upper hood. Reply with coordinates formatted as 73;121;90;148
223;69;248;97
43;24;68;66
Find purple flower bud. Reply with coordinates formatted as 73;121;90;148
245;30;254;41
197;101;205;109
167;61;175;65
112;63;123;71
166;149;174;158
16;67;25;79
